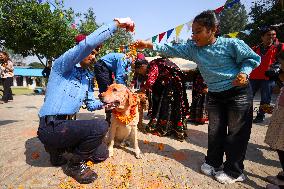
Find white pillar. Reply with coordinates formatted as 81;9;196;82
13;77;17;86
23;77;27;87
28;77;36;89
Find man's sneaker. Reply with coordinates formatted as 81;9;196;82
200;163;218;176
65;161;98;184
215;171;246;184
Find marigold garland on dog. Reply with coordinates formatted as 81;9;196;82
112;95;137;124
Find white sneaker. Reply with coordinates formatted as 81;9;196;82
200;163;217;176
215;171;246;184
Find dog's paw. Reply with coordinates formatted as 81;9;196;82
108;148;114;157
135;150;142;159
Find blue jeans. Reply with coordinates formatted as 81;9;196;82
38;117;109;161
205;85;253;178
249;79;274;116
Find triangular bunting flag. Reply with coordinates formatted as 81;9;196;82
175;24;184;38
158;32;166;43
186;21;192;32
152;35;158;43
227;32;239;38
215;6;225;14
166;29;174;40
38;0;43;3
240;29;252;35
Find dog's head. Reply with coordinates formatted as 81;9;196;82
100;84;137;111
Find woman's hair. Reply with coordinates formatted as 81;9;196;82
134;59;148;69
260;26;277;36
193;10;219;31
0;51;10;62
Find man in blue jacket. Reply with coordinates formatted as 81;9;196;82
37;17;135;184
94;52;133;123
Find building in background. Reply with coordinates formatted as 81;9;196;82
13;67;43;89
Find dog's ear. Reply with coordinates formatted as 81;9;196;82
127;88;137;107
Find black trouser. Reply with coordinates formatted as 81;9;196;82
94;60;113;124
205;85;253;178
38;116;109;161
94;60;113;94
2;77;13;101
278;150;284;173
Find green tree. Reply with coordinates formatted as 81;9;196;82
0;0;78;66
76;8;133;58
29;62;45;68
244;0;284;46
219;0;248;35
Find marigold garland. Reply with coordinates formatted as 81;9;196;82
112;95;137;124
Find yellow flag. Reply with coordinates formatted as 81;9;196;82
175;24;184;38
228;32;239;38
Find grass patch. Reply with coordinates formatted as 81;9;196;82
12;87;34;95
0;86;34;95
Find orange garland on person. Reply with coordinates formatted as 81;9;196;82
112;95;137;124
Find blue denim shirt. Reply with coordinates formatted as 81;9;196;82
154;37;261;92
100;52;132;85
39;22;117;117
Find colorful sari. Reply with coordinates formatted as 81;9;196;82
143;58;190;141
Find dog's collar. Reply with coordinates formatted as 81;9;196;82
112;95;137;125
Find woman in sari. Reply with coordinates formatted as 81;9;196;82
135;58;190;141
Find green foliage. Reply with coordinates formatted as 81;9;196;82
0;0;78;65
142;48;157;57
29;62;45;68
244;0;284;46
219;0;248;35
0;1;133;64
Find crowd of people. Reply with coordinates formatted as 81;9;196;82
1;10;283;188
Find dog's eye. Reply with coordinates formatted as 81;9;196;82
112;88;117;92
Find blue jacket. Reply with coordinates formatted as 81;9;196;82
39;22;117;117
100;52;132;85
153;37;261;92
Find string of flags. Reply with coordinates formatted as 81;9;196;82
148;0;241;43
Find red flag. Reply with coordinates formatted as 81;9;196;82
214;6;224;14
158;32;166;43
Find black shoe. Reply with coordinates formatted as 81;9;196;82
65;161;98;184
253;115;265;123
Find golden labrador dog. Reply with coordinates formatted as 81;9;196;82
100;84;141;158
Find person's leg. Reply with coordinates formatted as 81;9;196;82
147;82;163;132
2;78;9;102
277;150;284;177
222;85;253;179
94;61;112;94
7;77;13;100
204;92;227;170
38;118;108;184
257;80;274;119
94;61;113;124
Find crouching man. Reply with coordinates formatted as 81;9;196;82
37;18;135;184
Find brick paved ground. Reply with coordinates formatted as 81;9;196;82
0;91;281;189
